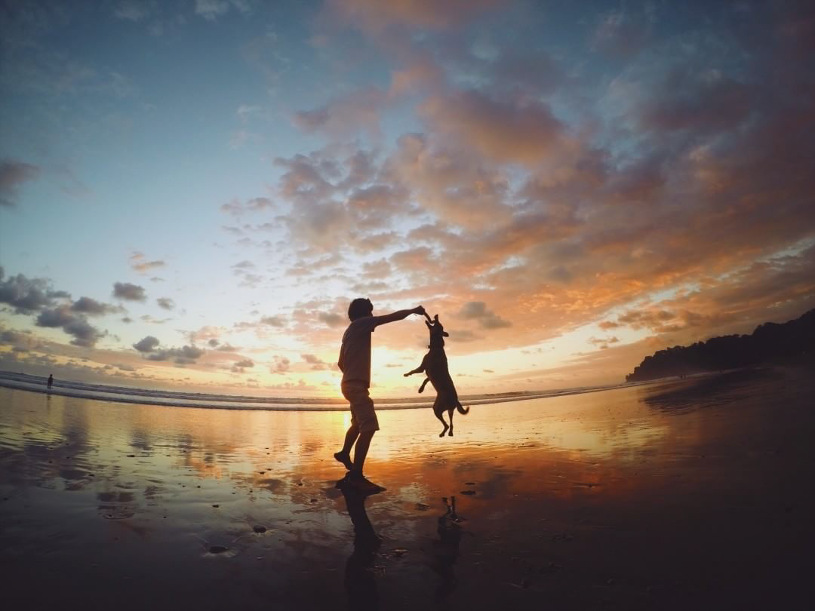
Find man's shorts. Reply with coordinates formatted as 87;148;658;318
341;382;379;434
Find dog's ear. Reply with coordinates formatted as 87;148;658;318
433;314;439;323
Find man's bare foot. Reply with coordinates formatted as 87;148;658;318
334;451;353;470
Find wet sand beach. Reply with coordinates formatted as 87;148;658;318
1;368;812;610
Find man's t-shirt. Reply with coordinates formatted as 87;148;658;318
338;316;385;387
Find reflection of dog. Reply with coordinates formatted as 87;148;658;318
432;496;463;600
405;314;469;437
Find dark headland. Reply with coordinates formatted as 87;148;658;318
626;308;815;382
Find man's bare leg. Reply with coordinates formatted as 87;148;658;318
346;430;384;493
351;430;375;477
334;425;358;470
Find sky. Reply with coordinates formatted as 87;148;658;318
1;0;814;398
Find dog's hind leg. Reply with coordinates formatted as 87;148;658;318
434;398;449;437
447;408;454;436
436;412;449;437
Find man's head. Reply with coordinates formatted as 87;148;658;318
348;298;374;321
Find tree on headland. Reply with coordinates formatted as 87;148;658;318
626;309;815;382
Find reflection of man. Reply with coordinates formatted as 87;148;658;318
338;481;381;611
433;496;463;600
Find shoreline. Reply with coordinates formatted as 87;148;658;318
0;369;637;411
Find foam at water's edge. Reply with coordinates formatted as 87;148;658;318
0;371;629;411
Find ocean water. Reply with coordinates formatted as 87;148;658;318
0;370;627;411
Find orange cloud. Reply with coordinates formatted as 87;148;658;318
327;0;501;31
419;91;568;167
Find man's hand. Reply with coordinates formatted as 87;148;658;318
414;305;426;317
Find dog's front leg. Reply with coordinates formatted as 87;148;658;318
404;365;423;377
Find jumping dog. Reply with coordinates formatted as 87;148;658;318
405;314;469;436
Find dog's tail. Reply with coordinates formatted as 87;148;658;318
456;402;469;415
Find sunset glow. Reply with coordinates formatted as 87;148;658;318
1;1;813;397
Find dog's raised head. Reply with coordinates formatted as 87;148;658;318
425;314;449;348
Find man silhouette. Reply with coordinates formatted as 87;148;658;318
334;298;425;493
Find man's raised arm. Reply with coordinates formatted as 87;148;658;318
374;305;425;327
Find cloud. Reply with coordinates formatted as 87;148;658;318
133;335;204;364
36;306;75;328
595;246;815;353
592;10;651;58
268;36;814;353
638;68;754;134
246;197;272;211
390;56;446;96
0;329;29;348
194;0;252;22
260;315;284;327
215;343;240;352
36;306;106;347
387;133;513;228
61;317;106;347
616;309;678;332
71;297;120;316
419;90;568;167
0;268;70;314
457;301;511;329
113;282;146;301
302;353;331;370
220;197;274;216
220;198;243;215
270;355;290;374
133;336;160;352
0;159;40;207
5;1;815;392
139;314;171;324
318;312;345;328
231;357;254;372
148;345;204;364
272;148;411;253
236;104;261;120
326;0;501;31
113;1;152;22
588;336;620;349
293;87;389;139
129;252;166;274
231;260;265;288
485;49;565;97
156;297;175;310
